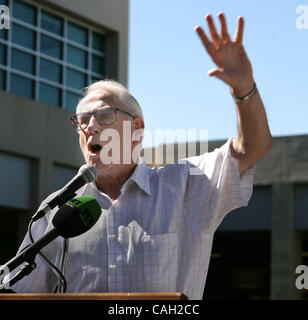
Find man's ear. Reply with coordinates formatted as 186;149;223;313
132;117;144;144
133;117;144;130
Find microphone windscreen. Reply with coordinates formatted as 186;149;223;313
52;195;101;238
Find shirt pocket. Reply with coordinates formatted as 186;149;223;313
142;232;178;291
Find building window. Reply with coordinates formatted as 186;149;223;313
0;0;106;111
0;152;32;210
51;164;77;193
10;73;34;98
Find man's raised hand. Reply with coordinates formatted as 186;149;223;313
195;13;254;97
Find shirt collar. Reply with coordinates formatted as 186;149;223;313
121;157;151;196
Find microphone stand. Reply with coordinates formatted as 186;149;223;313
0;228;59;291
2;260;37;290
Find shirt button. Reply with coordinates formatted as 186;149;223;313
111;234;117;239
111;265;117;270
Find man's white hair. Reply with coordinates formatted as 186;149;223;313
77;79;143;119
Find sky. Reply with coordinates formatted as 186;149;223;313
128;0;308;147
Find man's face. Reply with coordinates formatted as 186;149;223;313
76;88;143;174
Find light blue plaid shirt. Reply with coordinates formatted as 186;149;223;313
10;138;254;299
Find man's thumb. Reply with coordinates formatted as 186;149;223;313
207;68;226;81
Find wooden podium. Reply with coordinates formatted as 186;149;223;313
0;292;187;300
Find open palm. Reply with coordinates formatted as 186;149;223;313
195;13;254;96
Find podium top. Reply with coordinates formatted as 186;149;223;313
0;292;187;300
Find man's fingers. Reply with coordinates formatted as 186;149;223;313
195;25;216;57
218;12;231;43
205;14;222;48
234;16;244;43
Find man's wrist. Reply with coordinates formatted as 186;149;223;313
230;81;257;102
230;79;255;98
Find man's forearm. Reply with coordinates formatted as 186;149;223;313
231;83;272;173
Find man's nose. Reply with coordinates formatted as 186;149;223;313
86;115;101;134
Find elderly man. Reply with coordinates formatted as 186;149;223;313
10;13;271;300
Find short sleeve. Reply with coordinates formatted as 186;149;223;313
183;137;254;236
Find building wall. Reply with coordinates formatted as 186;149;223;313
0;91;83;206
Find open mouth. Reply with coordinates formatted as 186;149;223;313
90;144;102;153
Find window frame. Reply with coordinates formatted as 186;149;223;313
0;0;107;110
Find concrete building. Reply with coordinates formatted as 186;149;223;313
0;0;128;263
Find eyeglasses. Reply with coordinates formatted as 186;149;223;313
71;107;135;131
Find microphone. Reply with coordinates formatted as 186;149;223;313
0;195;101;288
32;164;98;221
52;195;101;238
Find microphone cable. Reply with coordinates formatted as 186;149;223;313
56;238;69;293
27;218;67;293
